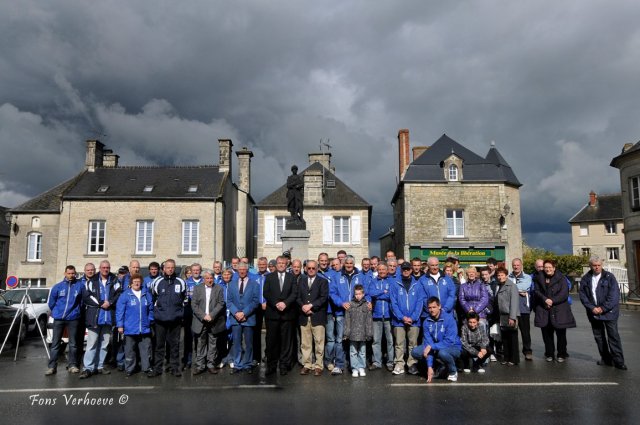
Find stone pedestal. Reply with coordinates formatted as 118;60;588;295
281;229;311;261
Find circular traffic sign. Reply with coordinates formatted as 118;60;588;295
6;275;19;289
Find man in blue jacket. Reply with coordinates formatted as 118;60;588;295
579;256;627;370
46;265;84;376
148;259;186;377
421;257;457;317
227;262;260;374
367;262;395;371
412;296;462;382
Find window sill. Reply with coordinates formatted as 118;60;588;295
84;254;107;258
444;237;468;241
178;254;202;258
133;254;156;258
21;260;44;265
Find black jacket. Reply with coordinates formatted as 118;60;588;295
297;275;328;326
534;270;576;329
151;273;186;322
263;271;299;321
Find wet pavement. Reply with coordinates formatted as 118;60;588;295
1;301;638;425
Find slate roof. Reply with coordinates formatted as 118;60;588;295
402;134;522;187
257;161;370;208
11;166;228;213
611;141;640;168
568;194;623;223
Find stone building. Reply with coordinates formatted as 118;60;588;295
6;139;254;286
611;142;640;298
0;206;9;288
381;129;523;266
256;152;371;262
568;191;624;264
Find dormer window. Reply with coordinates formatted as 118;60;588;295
143;185;154;192
449;164;459;181
188;185;198;193
97;185;109;193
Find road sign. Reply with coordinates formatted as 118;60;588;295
6;275;19;289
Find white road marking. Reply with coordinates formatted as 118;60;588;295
390;382;619;387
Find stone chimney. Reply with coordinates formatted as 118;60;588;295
218;139;233;174
304;167;324;206
308;152;332;171
412;146;429;161
235;147;253;193
623;142;635;153
102;149;119;168
398;129;410;180
589;190;598;207
85;140;104;172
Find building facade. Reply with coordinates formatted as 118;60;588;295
0;206;10;288
6;139;254;286
382;129;523;266
256;153;371;262
611;142;640;298
569;191;624;264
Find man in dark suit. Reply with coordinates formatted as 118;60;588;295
191;270;226;375
297;260;329;376
263;256;299;375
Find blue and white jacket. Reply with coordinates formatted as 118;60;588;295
151;273;186;322
389;278;424;327
48;278;84;321
421;274;457;315
421;312;462;367
329;271;366;316
116;287;154;335
367;275;392;319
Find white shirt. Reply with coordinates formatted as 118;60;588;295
591;273;601;304
205;285;212;315
132;289;142;300
430;272;441;282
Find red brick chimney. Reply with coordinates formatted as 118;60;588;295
589;190;597;207
398;129;410;180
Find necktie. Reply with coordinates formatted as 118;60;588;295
239;278;245;295
279;273;284;291
309;277;314;288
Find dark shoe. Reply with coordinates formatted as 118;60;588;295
300;367;311;375
126;372;134;377
314;368;323;376
279;369;288;376
45;368;57;376
614;364;628;370
192;368;206;376
147;370;161;378
386;364;395;372
369;364;382;371
247;368;254;375
172;369;182;377
97;368;111;375
207;368;218;375
597;360;613;367
117;365;125;372
230;368;242;375
265;368;277;376
407;365;419;375
79;370;91;379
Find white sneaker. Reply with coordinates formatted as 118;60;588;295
490;355;497;362
447;372;458;382
477;368;486;373
463;368;471;373
229;362;234;369
358;368;366;377
331;367;343;375
327;363;335;372
352;369;359;377
392;366;405;375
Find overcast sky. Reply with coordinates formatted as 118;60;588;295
1;1;638;254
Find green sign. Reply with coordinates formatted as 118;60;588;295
409;247;505;263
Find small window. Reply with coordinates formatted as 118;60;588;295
276;216;287;243
188;185;198;193
27;233;42;261
31;216;40;228
182;220;199;254
631;176;640;210
606;247;620;261
446;209;464;237
579;224;589;236
88;221;106;254
97;185;109;193
581;247;591;257
136;220;154;254
448;164;459;181
143;185;154;192
326;180;336;188
333;217;351;244
605;221;617;235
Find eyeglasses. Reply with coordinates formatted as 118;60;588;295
307;267;317;270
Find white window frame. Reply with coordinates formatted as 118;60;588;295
88;221;106;254
581;247;591;257
333;216;351;244
631;176;640;210
604;221;617;235
27;232;42;262
136;220;154;254
579;224;589;236
275;216;287;243
446;209;464;238
606;247;620;261
448;164;459;181
182;220;199;254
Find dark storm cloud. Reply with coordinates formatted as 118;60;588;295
1;1;639;254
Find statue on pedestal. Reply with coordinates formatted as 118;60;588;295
286;165;306;229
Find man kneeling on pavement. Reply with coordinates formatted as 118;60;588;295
411;297;462;382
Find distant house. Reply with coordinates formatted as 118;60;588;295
568;191;624;264
381;130;523;266
6;139;254;287
611;142;640;297
0;206;9;288
256;152;371;262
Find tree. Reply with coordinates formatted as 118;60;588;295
522;242;588;277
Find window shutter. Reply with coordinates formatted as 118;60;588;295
323;216;333;244
264;215;275;245
351;215;361;245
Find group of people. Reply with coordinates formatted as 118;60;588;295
44;249;627;383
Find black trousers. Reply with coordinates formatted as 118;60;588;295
501;327;519;364
265;318;294;370
253;308;265;363
154;320;181;373
541;325;567;358
518;313;532;354
461;346;493;369
589;317;625;366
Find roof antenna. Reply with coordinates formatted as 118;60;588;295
491;140;496;147
319;139;332;196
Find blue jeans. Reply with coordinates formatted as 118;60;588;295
83;324;112;371
49;319;79;369
411;344;461;375
349;341;366;370
372;319;394;367
231;325;254;370
325;314;345;368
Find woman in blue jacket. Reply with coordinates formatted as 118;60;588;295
116;274;154;376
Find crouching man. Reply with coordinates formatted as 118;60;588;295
411;297;462;382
